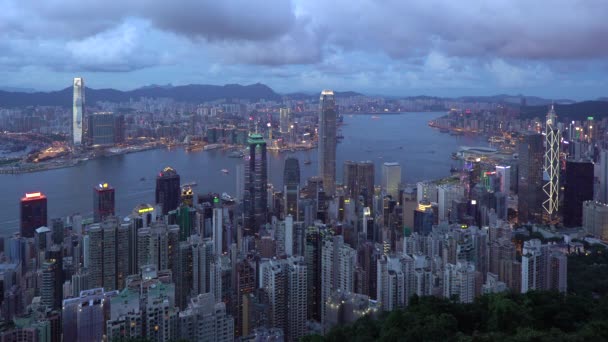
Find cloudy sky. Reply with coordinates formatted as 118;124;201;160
1;0;607;99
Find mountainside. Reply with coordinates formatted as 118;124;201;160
0;83;281;107
520;101;608;121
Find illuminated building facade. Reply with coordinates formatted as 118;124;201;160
20;192;47;238
87;112;115;146
543;105;560;221
73;77;85;146
318;90;337;196
94;182;115;222
343;160;375;208
283;157;300;220
156;167;181;215
518;133;544;223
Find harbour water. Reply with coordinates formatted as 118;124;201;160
0;112;487;234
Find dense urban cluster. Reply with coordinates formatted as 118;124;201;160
1;79;608;342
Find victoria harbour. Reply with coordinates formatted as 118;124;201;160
0;112;485;233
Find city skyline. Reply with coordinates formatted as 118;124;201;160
1;1;608;99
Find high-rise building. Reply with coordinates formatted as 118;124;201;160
87;112;115;146
244;134;268;235
40;259;62;310
598;149;608;203
156;166;181;215
279;108;291;134
582;201;608;241
178;293;235;342
495;165;511;194
437;184;464;222
543;105;560;221
318;90;337;196
382;162;401;200
443;262;476;303
62;288;116;342
20;192;47;238
73;77;85;146
321;235;355;325
86;217;130;291
305;225;324;322
517;133;544;223
563;160;594;227
521;239;567;293
93;182;115;222
284;157;300;220
343;160;375;207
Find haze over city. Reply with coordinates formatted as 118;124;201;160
2;1;608;99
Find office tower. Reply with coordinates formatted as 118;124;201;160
321;235;355;324
244;134;268;235
62;288;116;342
495;165;511;194
416;181;438;203
284;215;294;257
178;293;234;342
86;218;130;291
40;259;61;309
212;207;223;256
414;201;434;235
382;162;401;200
543;105;560;221
236;163;245;202
235;257;256;337
279;108;291;134
437;184;464;222
114;114;125;144
517;133;544;223
20;192;47;238
72;77;85;146
582;201;608;240
156;166;181;215
51;218;64;245
318;90;337;196
443;262;476;303
284;157;300;220
305;226;323;322
563;160;594;227
191;236;214;296
181;186;194;207
93;182;115;222
343;160;375;207
87;112;115;146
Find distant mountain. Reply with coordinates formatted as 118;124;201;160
520;101;608;121
0;86;37;93
0;83;281;107
455;94;575;106
283;90;364;101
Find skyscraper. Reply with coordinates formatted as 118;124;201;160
279;108;291;134
343;160;375;207
87;112;115;146
543;105;560;221
495;165;511;194
20;192;47;238
563;160;594;227
94;182;115;222
517;133;544;223
283;157;300;220
382;162;401;200
73;77;85;146
244;134;268;235
318;90;337;196
156;166;181;215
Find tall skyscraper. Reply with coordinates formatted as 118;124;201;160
20;192;47;238
279;108;291;134
283;157;300;220
73;77;85;146
156;166;181;215
94;182;115;222
543;105;560;221
563;160;594;227
495;165;511;194
518;133;544;223
343;160;375;207
86;217;129;291
244;134;268;235
318;90;337;195
382;162;401;200
582;201;608;241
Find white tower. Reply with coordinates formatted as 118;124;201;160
73;77;85;146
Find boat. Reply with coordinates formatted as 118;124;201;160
450;166;460;173
182;181;198;187
488;136;506;143
371;115;380;119
221;169;229;174
439;128;450;133
221;192;236;203
228;150;244;158
140;177;146;181
304;160;312;165
204;144;221;151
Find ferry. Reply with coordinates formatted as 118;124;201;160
488;136;506;144
228;150;244;158
304;160;312;165
221;193;236;203
221;169;229;174
371;115;380;119
204;144;221;151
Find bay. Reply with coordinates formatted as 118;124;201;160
0;112;487;234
